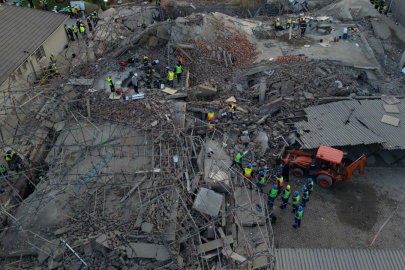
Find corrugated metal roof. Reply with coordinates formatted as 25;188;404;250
275;248;405;270
0;5;67;86
295;99;405;150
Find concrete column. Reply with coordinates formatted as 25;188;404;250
259;77;266;103
399;50;405;71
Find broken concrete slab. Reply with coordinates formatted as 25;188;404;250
371;20;391;40
381;115;400;126
383;104;400;113
141;222;154;233
148;36;159;47
368;36;385;55
257;97;283;115
196;85;217;98
194;188;223;217
126;243;170;261
280;81;295;95
196;235;234;254
99;8;118;20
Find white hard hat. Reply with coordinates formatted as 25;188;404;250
277;18;280;20
134;73;138;76
155;59;159;64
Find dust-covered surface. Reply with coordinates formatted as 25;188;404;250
272;167;405;249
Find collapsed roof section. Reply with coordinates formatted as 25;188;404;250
295;98;405;150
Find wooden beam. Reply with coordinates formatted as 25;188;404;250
174;43;193;61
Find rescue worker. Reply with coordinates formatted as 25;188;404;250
66;6;72;18
132;73;138;93
143;56;149;69
156;0;161;6
307;178;314;197
230;151;244;171
167;68;174;88
64;24;69;38
282;159;290;182
145;74;152;89
291;191;300;213
228;103;236;121
166;17;171;21
50;53;55;63
275;18;282;31
108;75;115;93
80;24;86;38
301;18;307;35
72;6;77;18
76;20;81;31
92;8;98;26
302;186;309;207
298;15;303;29
39;0;45;9
176;56;183;66
208;119;216;136
207;110;215;122
244;163;253;189
127;57;136;67
374;0;380;10
268;184;278;208
0;164;10;180
67;26;74;41
286;16;292;29
175;62;182;84
5;150;23;172
280;185;291;209
257;171;265;193
276;172;284;197
72;25;79;40
293;206;304;228
87;17;93;31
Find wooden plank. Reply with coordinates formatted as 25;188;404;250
186;71;190;88
162;87;177;95
221;196;226;227
174;43;193;61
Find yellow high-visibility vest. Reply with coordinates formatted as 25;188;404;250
168;72;174;81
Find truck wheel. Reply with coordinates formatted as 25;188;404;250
293;168;304;177
316;175;333;188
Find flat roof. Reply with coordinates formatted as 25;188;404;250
0;5;67;86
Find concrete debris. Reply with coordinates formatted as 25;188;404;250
3;2;405;269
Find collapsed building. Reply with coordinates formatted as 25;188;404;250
0;0;404;269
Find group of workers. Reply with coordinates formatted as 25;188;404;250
231;154;314;229
107;55;184;95
167;56;184;88
274;15;308;35
64;4;82;18
64;20;87;42
41;53;61;78
206;103;236;135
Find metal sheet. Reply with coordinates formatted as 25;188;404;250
295;100;405;150
276;248;405;270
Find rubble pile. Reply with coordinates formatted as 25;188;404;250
275;55;306;65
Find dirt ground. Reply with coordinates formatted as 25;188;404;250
269;167;405;249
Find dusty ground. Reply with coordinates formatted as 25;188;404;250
269;167;405;249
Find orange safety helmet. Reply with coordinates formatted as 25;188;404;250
109;75;112;77
283;159;289;163
228;103;232;106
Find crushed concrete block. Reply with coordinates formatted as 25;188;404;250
141;222;154;233
254;131;268;156
148;36;159;47
304;91;315;99
196;85;217;98
156;25;171;40
193;188;223;217
315;67;327;77
240;135;250;143
371;20;391;40
38;245;51;264
272;82;283;90
99;8;118;20
54;227;70;236
236;84;243;93
175;17;187;23
196;235;234;254
280;81;295;95
126;243;170;261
